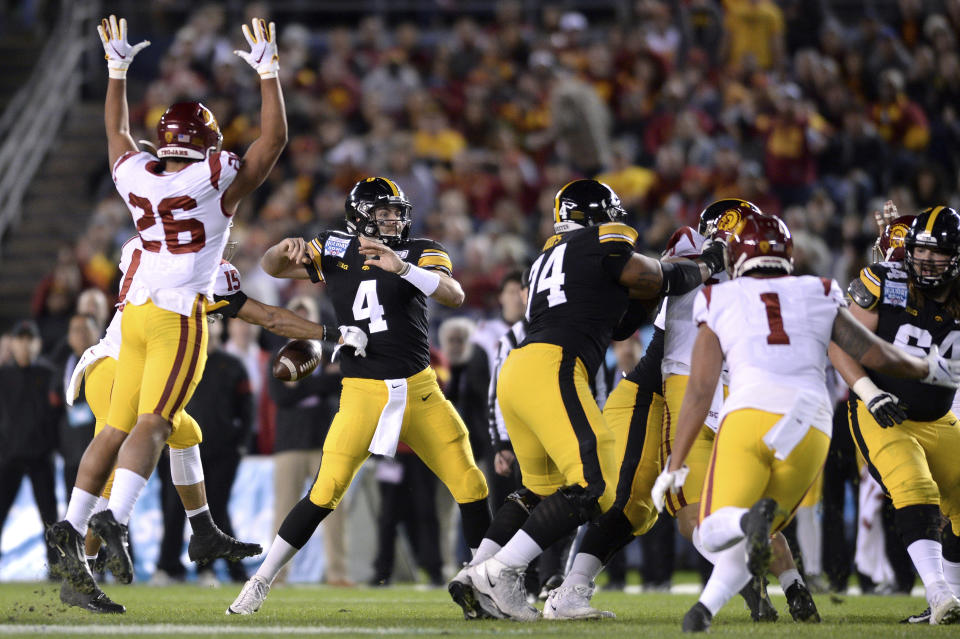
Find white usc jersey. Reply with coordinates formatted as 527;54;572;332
693;275;845;447
112;150;240;316
66;235;242;404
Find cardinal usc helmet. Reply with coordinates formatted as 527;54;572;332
872;215;916;263
904;206;960;289
726;212;794;278
553;180;626;230
156;102;223;161
345;177;412;246
698;198;763;240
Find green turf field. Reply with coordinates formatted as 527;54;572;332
0;582;950;638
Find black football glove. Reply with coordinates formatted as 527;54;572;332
865;392;907;428
699;238;727;275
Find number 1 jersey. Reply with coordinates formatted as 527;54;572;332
304;230;452;380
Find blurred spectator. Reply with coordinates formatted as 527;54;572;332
439;318;490;464
0;320;60;574
56;314;99;496
224;317;267;435
721;0;786;71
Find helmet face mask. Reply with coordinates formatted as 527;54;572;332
904;207;960;289
553;180;626;231
345;178;412;246
156;102;223;161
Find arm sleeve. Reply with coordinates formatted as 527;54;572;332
212;290;249;319
417;239;453;277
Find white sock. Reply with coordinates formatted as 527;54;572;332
795;506;822;575
106;468;149;525
185;504;209;518
494;530;542;569
778;568;803;591
906;539;950;601
700;506;748;553
565;552;603;588
943;559;960;598
699;539;752;616
471;538;501;566
692;526;720;565
85;554;97;563
65;488;100;536
255;536;299;585
94;497;109;514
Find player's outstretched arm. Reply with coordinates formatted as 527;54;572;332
223;18;288;214
98;15;150;167
261;238;313;280
358;237;465;307
236;297;336;341
620;240;726;299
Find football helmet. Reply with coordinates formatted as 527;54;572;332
904;206;960;289
553;180;626;230
156;102;222;161
345;177;412;246
698;198;762;239
872;215;916;263
726;212;794;278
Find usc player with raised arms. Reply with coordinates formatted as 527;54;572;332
655;211;960;631
46;14;287;600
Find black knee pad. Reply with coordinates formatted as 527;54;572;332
558;484;602;523
506;488;542;515
894;504;942;547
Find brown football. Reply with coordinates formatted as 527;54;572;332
272;339;322;381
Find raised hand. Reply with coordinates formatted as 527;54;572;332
97;15;150;79
234;18;279;79
358;236;405;274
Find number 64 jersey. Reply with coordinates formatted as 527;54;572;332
693;275;846;435
303;229;452;380
112;150;240;316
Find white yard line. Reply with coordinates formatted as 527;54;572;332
0;625;542;636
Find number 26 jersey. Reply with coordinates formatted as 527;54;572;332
304;230;452;380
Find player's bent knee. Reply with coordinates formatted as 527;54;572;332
699;509;742;553
558;484;602;523
891;480;941;509
308;474;349;509
449;466;488;503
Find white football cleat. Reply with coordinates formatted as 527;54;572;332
465;558;540;621
543;583;615;620
226;575;270;615
929;590;960;625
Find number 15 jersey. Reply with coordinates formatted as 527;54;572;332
112;150;240;316
304;230;452;380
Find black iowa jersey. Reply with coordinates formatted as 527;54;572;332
304;230;452;380
523;222;638;377
848;261;960;421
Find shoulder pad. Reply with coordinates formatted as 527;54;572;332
847;277;878;310
597;223;639;246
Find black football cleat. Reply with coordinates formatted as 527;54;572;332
60;580;125;614
740;575;778;622
88;510;133;584
682;602;713;633
188;528;263;563
900;606;931;624
45;521;97;595
740;498;777;578
785;581;821;622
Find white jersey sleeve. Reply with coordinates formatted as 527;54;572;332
213;260;243;297
114;150;241;316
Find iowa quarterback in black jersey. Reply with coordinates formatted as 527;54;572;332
226;177;490;616
830;206;960;625
450;180;727;621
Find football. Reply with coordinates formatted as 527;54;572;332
272;339;323;381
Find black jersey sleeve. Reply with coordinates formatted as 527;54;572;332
303;233;328;283
414;239;453;276
597;222;639;282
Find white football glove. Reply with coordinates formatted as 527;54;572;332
332;325;368;361
97;15;150;79
233;18;279;79
651;456;690;512
922;344;960;388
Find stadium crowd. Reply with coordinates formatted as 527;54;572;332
4;0;960;597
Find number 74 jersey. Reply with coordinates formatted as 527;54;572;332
693;275;845;427
112;150;240;316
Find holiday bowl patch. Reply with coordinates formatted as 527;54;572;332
324;236;351;258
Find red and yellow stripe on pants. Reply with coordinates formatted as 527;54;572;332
106;296;208;434
699;408;829;532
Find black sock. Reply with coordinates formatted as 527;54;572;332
520;490;587;550
188;509;217;536
578;508;635;565
943;524;960;563
278;497;332;550
485;492;540;546
458;499;492;549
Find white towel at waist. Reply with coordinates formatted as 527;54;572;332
369;377;408;457
761;390;830;460
66;344;110;406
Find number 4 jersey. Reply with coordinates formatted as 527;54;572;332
848;261;960;420
304;230;452;380
112;150;240;316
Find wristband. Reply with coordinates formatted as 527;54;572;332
399;262;440;296
851;376;883;402
107;67;128;79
